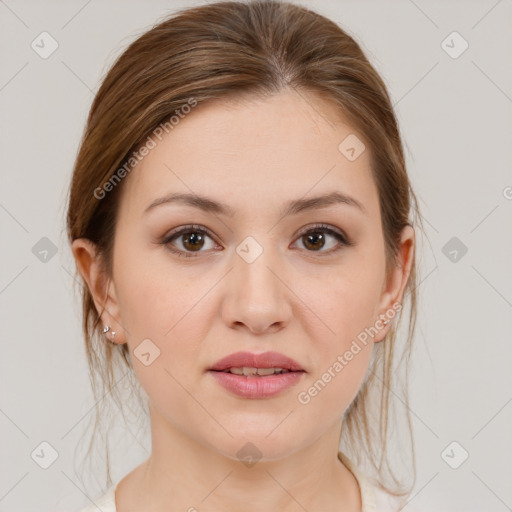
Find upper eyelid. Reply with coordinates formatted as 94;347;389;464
164;223;345;237
296;223;346;237
164;224;216;241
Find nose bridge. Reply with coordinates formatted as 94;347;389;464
236;234;282;299
222;234;291;333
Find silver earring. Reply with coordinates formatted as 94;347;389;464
103;325;116;344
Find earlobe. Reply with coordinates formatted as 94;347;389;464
373;225;415;343
71;238;124;343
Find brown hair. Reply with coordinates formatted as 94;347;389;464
66;0;424;497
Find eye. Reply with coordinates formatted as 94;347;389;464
292;224;352;255
159;223;352;259
160;224;218;258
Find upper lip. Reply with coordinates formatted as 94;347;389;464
209;351;305;372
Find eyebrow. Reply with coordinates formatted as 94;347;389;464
143;190;366;217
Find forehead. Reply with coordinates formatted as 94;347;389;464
119;89;378;220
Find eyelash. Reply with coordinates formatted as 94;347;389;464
160;223;353;259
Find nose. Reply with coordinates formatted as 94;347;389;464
221;247;292;335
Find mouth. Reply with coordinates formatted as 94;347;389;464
208;351;306;399
209;350;305;373
214;367;300;376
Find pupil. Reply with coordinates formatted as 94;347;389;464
304;232;324;251
184;232;204;251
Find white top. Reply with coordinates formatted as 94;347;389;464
76;451;418;512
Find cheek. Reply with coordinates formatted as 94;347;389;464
293;254;384;403
335;240;386;338
113;241;217;369
113;237;204;338
294;282;377;417
302;257;385;351
114;266;210;423
297;344;373;417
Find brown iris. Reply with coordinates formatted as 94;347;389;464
302;231;326;251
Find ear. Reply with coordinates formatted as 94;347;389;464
71;238;125;344
373;225;415;343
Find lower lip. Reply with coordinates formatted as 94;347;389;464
208;370;305;399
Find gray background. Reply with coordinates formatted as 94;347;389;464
1;1;511;511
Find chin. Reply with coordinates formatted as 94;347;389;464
202;427;307;464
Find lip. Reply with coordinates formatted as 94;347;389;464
208;351;306;399
209;370;304;399
209;351;305;372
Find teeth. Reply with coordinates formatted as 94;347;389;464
257;367;280;376
224;367;290;376
228;367;245;375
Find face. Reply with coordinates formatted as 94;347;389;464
74;88;413;462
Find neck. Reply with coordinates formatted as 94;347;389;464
117;406;362;512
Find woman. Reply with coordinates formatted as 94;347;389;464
68;1;424;510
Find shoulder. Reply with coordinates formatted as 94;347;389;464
364;479;434;512
75;484;117;512
369;483;408;511
371;484;433;512
338;451;431;512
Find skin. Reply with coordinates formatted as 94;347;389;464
72;88;414;512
